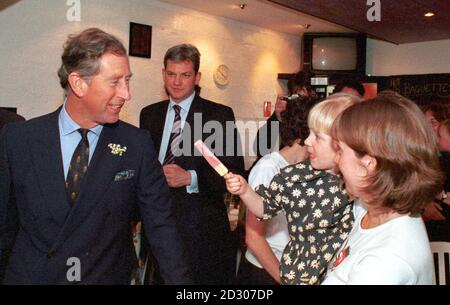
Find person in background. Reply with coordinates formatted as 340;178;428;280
421;101;450;228
322;92;441;284
253;71;317;163
226;94;359;285
238;96;319;285
333;78;365;98
421;102;450;134
0;108;25;129
140;43;245;285
0;28;191;284
424;118;450;241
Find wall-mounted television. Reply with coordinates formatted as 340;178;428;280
302;33;366;80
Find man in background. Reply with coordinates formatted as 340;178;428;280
333;78;365;98
140;44;245;284
253;71;316;164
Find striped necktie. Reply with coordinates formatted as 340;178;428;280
163;105;182;165
66;128;90;204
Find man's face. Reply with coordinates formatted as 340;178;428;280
81;53;132;126
163;60;201;103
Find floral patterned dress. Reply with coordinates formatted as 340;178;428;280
255;160;354;285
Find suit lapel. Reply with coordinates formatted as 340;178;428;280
73;123;122;213
153;101;169;152
29;109;71;225
49;123;123;253
184;95;204;147
175;96;203;167
185;95;202;134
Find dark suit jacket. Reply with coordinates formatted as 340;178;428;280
254;113;281;160
140;95;245;284
0;108;191;284
0;109;25;129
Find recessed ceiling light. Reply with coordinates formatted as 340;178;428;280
298;24;311;29
424;12;435;17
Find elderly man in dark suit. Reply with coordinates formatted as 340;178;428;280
140;44;245;285
0;28;191;284
0;108;24;129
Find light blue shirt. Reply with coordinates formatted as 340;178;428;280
59;103;103;179
158;91;198;193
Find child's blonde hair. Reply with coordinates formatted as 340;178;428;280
308;93;361;134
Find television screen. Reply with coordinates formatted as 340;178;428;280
312;37;357;71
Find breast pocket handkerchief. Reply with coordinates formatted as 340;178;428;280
114;170;135;182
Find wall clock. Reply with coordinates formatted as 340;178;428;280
213;64;230;86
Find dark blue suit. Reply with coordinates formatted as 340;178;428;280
140;95;245;284
0;108;191;284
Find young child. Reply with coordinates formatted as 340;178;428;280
225;94;360;285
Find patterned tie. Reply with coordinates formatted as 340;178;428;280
163;105;182;165
66;128;90;205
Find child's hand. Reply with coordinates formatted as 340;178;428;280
224;172;248;196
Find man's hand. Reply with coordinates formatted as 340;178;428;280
162;164;192;188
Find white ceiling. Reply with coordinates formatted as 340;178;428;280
157;0;353;36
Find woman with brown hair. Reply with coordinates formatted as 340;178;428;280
323;92;443;284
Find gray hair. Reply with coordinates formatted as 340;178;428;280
57;28;127;91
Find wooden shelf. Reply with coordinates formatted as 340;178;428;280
277;73;294;80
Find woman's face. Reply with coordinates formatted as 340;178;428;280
304;130;338;173
334;141;368;198
438;124;450;151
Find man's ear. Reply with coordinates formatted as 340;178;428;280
361;155;377;174
195;71;202;85
67;72;89;97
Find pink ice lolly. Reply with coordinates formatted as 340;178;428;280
194;140;229;176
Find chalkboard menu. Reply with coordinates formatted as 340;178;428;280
365;73;450;105
279;72;450;105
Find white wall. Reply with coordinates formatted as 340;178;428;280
366;38;450;76
0;0;301;125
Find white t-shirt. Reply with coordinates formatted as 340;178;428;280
245;152;290;269
322;201;434;285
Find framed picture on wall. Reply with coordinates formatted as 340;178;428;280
0;107;17;113
129;22;152;58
